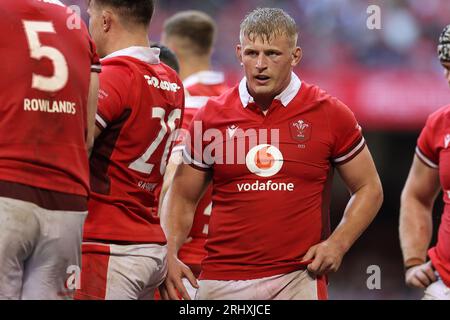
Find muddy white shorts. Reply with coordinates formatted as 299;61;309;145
0;196;87;300
195;269;327;300
423;277;450;300
75;242;167;300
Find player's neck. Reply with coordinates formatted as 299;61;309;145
104;31;150;57
179;56;211;82
253;97;274;111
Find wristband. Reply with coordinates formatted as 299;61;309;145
404;258;425;271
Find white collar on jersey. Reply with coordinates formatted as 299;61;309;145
102;46;161;64
183;70;225;88
238;72;302;108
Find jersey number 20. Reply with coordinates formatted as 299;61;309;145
129;107;182;176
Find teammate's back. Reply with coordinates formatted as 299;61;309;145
0;0;100;196
86;50;184;242
0;0;100;300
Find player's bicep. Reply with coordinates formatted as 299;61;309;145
336;146;382;195
402;154;440;207
170;163;212;205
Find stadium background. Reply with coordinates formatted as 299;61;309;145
66;0;450;299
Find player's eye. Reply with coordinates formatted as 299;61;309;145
267;51;280;57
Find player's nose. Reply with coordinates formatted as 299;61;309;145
255;53;268;70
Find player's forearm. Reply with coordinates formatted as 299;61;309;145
329;180;383;253
161;187;196;256
399;194;433;265
158;156;179;215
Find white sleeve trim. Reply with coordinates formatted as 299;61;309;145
91;64;102;73
333;137;365;164
185;96;209;109
95;113;108;129
182;145;211;169
415;146;438;169
171;145;184;154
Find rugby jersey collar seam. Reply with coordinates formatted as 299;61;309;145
101;46;161;64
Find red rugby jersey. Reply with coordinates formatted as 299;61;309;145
416;105;450;287
183;73;365;280
175;71;229;267
0;0;100;200
83;47;184;243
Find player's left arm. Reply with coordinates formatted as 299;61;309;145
303;146;383;275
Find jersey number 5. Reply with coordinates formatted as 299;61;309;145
129;107;182;176
23;20;69;92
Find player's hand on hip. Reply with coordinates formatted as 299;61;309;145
162;254;198;300
405;261;437;288
301;240;345;276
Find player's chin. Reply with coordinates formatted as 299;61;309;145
251;84;273;96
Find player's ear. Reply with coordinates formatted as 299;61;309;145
291;47;302;67
102;10;113;33
236;44;243;66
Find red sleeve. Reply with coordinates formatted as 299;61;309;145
416;112;440;169
95;64;131;130
182;106;213;171
329;98;365;165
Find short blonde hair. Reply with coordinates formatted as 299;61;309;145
240;8;298;47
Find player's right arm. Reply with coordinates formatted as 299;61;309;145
160;163;212;300
92;64;130;140
158;151;182;215
87;72;99;155
399;154;440;288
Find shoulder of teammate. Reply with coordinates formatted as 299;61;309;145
424;103;450;129
37;1;102;73
95;59;134;129
182;85;237;171
190;84;237;129
79;23;102;74
308;83;365;165
416;104;450;168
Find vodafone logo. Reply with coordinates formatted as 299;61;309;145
246;144;283;177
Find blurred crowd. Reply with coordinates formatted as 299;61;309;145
69;0;450;73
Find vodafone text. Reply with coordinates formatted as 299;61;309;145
237;180;295;192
